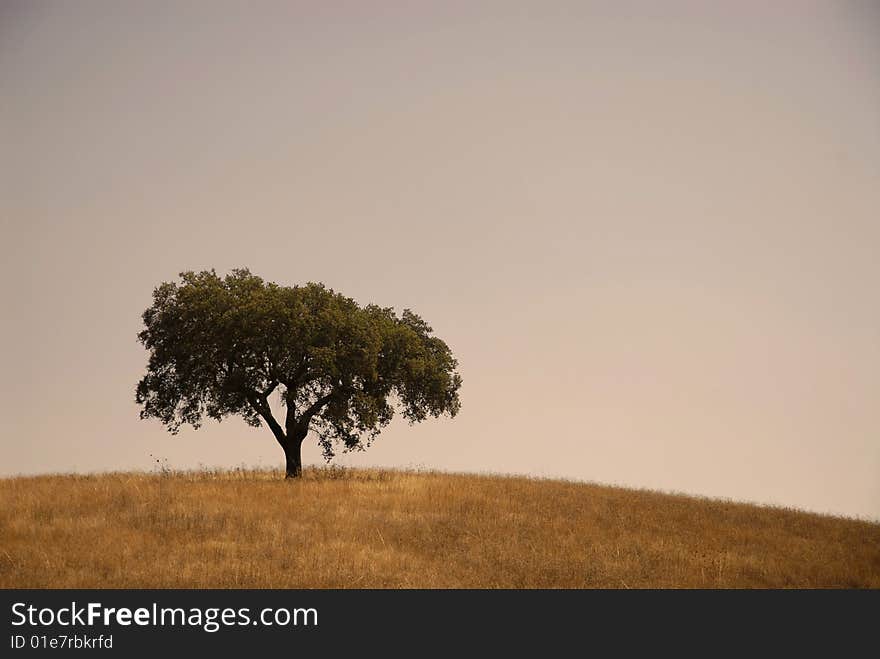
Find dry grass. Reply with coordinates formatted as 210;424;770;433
1;467;877;588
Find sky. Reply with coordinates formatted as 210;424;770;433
2;1;878;519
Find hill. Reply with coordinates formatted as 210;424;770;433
1;467;877;588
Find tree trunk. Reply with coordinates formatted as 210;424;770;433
283;438;303;479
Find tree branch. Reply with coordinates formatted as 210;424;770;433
298;392;334;430
245;390;285;445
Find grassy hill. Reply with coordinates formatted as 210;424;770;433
1;467;877;588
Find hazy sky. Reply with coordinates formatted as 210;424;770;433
2;1;878;519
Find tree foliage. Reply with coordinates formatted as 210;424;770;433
135;269;462;474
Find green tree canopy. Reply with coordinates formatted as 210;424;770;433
135;269;462;477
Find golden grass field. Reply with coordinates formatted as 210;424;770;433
1;467;877;588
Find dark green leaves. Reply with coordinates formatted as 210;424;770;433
135;269;462;459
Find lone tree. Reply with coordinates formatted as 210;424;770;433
135;269;462;478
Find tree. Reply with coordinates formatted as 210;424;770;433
135;269;462;478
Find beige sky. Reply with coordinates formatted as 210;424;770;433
2;1;878;519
